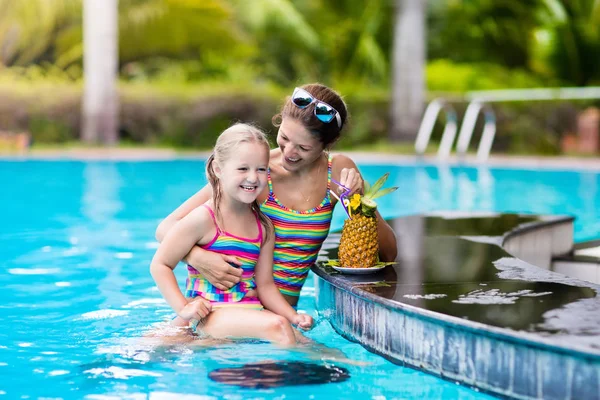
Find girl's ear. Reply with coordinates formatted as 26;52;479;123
212;161;221;178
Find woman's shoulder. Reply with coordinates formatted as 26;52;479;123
269;148;282;162
267;148;285;177
330;153;358;176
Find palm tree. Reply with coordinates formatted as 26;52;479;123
82;0;118;145
0;0;79;66
390;0;426;142
541;0;600;85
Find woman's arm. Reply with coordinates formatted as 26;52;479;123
156;185;213;242
150;207;213;320
156;184;242;290
375;209;398;261
333;154;398;262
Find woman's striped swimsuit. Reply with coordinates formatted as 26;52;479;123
260;154;334;297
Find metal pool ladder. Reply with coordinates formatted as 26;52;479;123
415;98;496;162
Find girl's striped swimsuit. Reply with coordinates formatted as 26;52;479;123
185;204;263;310
260;153;334;298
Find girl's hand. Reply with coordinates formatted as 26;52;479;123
177;297;212;321
187;246;243;290
338;167;363;197
291;313;314;330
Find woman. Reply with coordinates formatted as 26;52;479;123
156;83;398;307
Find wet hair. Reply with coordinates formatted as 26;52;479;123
205;123;273;241
272;83;348;148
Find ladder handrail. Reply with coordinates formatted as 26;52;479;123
455;101;496;162
414;98;458;159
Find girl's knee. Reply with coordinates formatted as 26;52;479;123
266;314;295;346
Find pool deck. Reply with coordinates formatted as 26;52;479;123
313;213;600;400
2;148;600;171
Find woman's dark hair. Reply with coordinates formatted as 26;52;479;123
272;83;348;147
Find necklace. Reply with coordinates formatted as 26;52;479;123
296;153;325;203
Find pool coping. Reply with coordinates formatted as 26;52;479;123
313;213;600;399
2;150;600;171
312;263;600;361
501;214;575;246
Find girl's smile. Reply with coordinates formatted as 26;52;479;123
217;141;269;204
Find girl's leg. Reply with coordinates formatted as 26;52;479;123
201;308;296;346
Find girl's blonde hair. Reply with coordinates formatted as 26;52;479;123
205;123;273;241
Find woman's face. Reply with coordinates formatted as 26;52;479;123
276;118;325;172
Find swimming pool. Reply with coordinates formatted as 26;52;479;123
1;160;598;399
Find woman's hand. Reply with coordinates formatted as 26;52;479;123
186;246;243;290
290;313;314;330
338;167;363;197
177;297;212;321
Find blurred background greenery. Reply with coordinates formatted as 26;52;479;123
0;0;599;154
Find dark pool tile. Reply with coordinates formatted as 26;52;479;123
474;335;491;384
440;327;476;385
460;331;477;385
487;340;513;392
386;312;405;360
442;327;461;376
421;322;444;373
540;352;569;400
362;301;375;343
512;346;539;399
403;316;425;366
571;358;599;400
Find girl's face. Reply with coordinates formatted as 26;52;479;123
276;117;325;172
217;141;269;204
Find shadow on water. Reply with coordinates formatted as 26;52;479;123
209;361;350;388
76;332;354;390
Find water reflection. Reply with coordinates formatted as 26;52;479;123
77;163;133;309
318;214;596;334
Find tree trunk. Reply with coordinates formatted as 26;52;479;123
82;0;118;145
390;0;426;142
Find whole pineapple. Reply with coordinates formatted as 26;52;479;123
338;173;398;268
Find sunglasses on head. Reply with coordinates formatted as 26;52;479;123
291;87;342;128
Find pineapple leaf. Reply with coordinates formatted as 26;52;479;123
370;186;398;200
365;173;390;199
363;180;371;194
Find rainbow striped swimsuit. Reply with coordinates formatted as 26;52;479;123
185;205;262;309
260;154;334;297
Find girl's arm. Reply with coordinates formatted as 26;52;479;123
150;206;213;319
155;184;243;290
255;226;312;329
333;154;398;262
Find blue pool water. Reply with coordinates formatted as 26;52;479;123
1;160;598;399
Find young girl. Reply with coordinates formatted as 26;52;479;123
150;123;313;345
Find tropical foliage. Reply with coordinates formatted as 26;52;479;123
1;0;598;86
0;0;599;153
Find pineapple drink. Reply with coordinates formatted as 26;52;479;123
338;173;397;268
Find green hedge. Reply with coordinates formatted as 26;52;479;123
0;80;597;155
